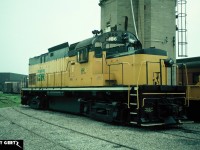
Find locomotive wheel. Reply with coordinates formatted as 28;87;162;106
30;96;42;109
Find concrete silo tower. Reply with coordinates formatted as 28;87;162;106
99;0;176;61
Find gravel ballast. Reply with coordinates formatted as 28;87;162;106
0;106;200;150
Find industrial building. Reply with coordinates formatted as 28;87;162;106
0;72;27;93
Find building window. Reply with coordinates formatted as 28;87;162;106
77;48;88;63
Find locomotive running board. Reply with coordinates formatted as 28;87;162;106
179;120;194;124
140;123;165;126
140;121;194;126
22;86;130;91
130;122;166;126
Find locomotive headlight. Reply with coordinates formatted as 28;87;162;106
128;38;135;44
164;58;174;67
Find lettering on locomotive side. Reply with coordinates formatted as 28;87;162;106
37;69;45;81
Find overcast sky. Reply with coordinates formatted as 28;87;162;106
0;0;199;75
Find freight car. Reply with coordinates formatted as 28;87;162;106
177;57;200;120
21;31;188;126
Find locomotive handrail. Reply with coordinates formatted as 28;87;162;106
136;61;146;109
176;65;179;85
46;73;48;87
61;71;63;87
176;63;189;106
54;72;55;87
184;97;187;106
128;85;131;109
108;63;122;85
175;63;182;85
183;64;190;106
107;62;131;85
142;98;160;107
146;61;162;85
66;60;76;77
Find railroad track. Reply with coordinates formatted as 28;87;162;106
0;99;8;104
0;96;18;104
7;107;136;150
145;125;200;141
160;130;200;141
12;107;200;142
176;125;200;134
1;107;200;150
172;126;200;138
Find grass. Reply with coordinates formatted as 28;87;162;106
0;92;21;108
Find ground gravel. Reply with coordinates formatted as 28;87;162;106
0;106;200;150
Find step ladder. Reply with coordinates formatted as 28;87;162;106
129;89;139;125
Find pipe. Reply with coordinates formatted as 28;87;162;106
130;0;138;39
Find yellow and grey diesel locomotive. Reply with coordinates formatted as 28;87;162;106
21;31;187;126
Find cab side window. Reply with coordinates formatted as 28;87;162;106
94;42;102;58
77;48;88;63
